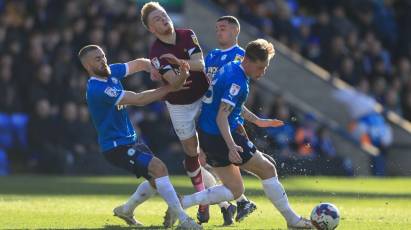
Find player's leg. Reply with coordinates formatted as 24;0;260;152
180;164;243;208
199;149;236;226
231;125;259;222
166;100;211;223
240;151;312;229
105;143;200;229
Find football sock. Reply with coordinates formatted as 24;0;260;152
124;180;156;212
155;176;188;222
236;194;248;203
201;167;231;209
181;185;234;209
185;155;205;192
262;177;300;225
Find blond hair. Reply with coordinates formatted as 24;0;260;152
245;39;275;62
141;1;165;29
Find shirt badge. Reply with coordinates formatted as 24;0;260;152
229;83;241;96
234;54;244;61
191;34;199;46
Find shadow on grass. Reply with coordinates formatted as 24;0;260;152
1;176;411;200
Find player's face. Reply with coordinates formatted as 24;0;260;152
148;9;173;36
216;21;237;47
247;59;269;80
87;48;110;77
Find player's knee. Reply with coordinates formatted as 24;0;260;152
148;157;168;178
225;182;244;199
259;160;277;179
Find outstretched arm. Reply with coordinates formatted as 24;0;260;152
118;61;190;106
126;58;151;75
241;105;284;128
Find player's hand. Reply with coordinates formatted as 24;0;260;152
150;66;162;81
160;53;185;67
228;144;243;164
170;61;190;91
255;119;284;128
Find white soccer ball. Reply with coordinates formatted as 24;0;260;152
310;203;340;230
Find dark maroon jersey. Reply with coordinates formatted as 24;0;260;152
149;29;210;105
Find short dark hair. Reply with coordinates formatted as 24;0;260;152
78;44;100;61
217;15;240;29
245;39;275;62
141;1;165;30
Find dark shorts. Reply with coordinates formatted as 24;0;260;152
103;142;154;180
198;129;257;167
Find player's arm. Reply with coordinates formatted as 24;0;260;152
126;58;151;75
160;52;205;72
119;62;190;106
241;106;284;128
216;102;243;164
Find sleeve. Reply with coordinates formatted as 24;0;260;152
185;30;202;57
221;78;244;107
109;63;129;80
94;84;125;106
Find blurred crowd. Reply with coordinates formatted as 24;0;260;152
214;0;411;122
0;0;184;174
0;0;364;176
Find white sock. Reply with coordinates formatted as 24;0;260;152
262;177;300;225
181;185;234;209
123;180;156;212
236;194;248;203
155;176;188;222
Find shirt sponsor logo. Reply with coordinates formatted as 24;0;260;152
229;83;241;96
104;87;118;97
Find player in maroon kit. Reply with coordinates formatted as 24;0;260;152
141;1;212;226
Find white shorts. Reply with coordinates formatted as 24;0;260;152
165;99;202;141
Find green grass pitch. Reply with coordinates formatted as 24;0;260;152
1;175;410;229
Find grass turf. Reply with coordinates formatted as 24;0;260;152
0;175;410;229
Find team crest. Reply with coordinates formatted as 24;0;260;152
191;34;199;46
151;57;160;69
104;87;118;97
229;83;241;96
111;78;118;84
234;54;244;61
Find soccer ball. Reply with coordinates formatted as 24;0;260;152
310;203;340;230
